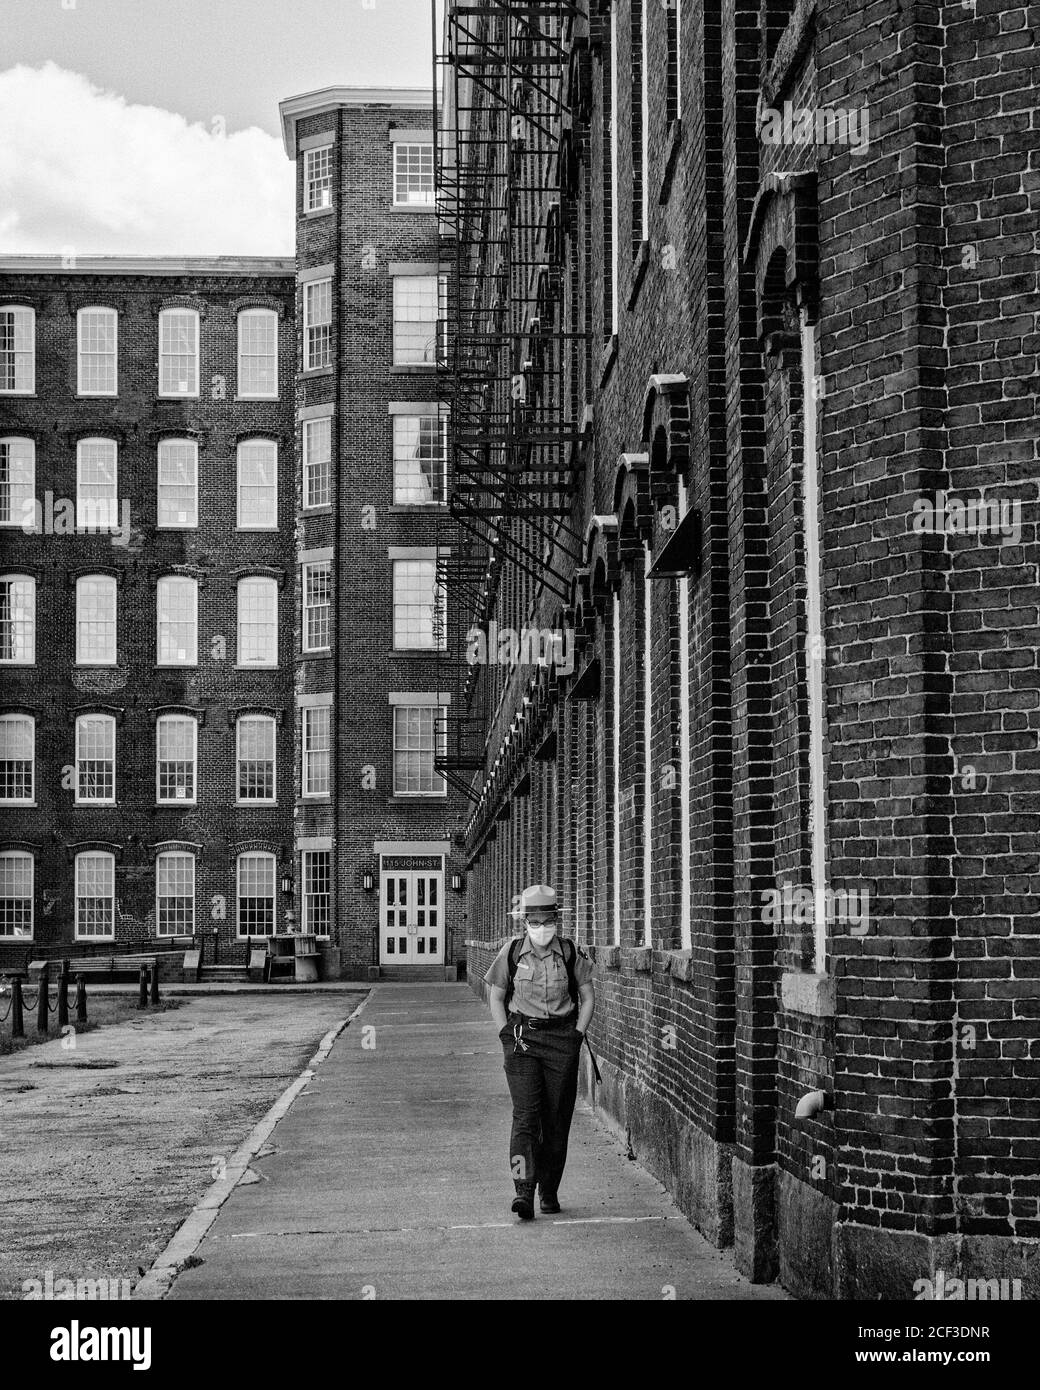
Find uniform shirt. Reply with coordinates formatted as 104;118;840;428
484;932;594;1019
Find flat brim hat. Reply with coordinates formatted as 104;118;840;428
521;884;557;911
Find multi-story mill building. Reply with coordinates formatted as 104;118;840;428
436;0;1039;1299
0;88;468;984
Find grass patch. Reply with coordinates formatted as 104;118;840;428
0;994;181;1058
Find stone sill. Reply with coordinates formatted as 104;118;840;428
388;504;448;514
389;365;444;376
302;208;335;221
664;948;694;983
781;970;836;1018
301;366;334;379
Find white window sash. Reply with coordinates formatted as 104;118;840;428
77;307;118;397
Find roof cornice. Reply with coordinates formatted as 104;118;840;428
279;85;433;158
0;256;296;277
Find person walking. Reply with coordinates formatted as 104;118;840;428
485;884;595;1220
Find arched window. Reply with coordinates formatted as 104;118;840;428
156;576;198;666
0;438;34;527
236;714;276;803
237;576;278;666
237;309;278;398
76;575;117;666
77;307;118;396
0;574;36;664
236;851;276;937
0;849;33;937
0;712;35;803
0;306;35;394
156;714;197;804
76;438;118;531
75;713;116;804
158;308;200;397
157;440;199;529
236;440;278;529
156;851;195;936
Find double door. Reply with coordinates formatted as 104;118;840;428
380;869;442;964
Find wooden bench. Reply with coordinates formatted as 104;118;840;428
28;953;159;981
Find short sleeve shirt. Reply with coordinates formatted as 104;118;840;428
484;932;594;1019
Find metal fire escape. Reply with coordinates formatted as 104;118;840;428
432;0;588;802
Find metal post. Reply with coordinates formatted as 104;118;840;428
138;963;148;1009
57;960;69;1029
36;964;49;1035
76;975;87;1025
150;954;160;1005
11;975;24;1038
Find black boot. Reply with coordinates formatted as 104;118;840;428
511;1180;535;1220
538;1187;561;1214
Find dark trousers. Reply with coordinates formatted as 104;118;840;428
501;1013;581;1195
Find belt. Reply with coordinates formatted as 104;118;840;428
508;1010;577;1030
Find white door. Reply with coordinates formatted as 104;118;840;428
380;868;443;964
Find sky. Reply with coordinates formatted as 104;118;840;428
0;0;434;257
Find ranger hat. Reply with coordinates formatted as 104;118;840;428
521;884;557;912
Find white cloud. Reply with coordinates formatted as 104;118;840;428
0;63;294;256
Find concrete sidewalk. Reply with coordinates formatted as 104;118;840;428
165;984;788;1300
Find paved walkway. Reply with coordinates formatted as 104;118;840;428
165;984;787;1301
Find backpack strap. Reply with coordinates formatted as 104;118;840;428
503;937;521;1010
562;937;578;1007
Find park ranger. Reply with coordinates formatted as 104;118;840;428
485;884;595;1220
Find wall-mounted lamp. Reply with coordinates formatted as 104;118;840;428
450;871;464;892
280;869;293;897
362;870;374;892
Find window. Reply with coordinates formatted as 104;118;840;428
632;0;647;248
237;851;276;937
304;145;333;212
76;439;118;531
0;714;34;803
304;279;332;370
75;714;116;805
237;309;278;398
393;143;434;206
392;275;444;365
237;576;278;667
156;851;195;936
393;558;446;649
236;440;278;529
236;715;276;803
158;308;199;397
302;562;331;652
393;704;446;796
156;714;197;804
0;575;35;664
0;307;34;394
303;417;332;509
156;576;197;666
75;851;115;939
157;439;199;528
0;438;35;527
301;849;330;935
0;850;33;937
393;415;447;504
77;307;117;396
76;575;117;666
302;704;331;798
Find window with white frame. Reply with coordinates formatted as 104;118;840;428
393;414;447;504
392;558;445;649
0;850;33;937
237;308;278;398
0;714;34;803
76;438;118;531
0;307;34;394
75;851;115;939
158;308;200;397
157;439;199;528
301;849;330;935
236;440;278;529
156;576;197;666
393;143;434;206
156;714;197;804
304;279;332;370
0;575;35;664
393;704;446;796
237;851;276;937
0;438;35;527
236;714;276;803
77;307;117;396
302;562;331;652
392;275;444;366
302;704;331;798
303;417;332;509
76;575;117;666
304;145;333;212
75;713;116;805
237;576;278;667
156;851;195;936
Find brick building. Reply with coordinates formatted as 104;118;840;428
0;89;469;984
438;0;1039;1299
0;257;298;974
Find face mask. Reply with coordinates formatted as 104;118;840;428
527;923;557;947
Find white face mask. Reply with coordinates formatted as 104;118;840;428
527;923;557;947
